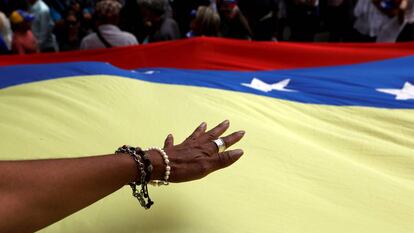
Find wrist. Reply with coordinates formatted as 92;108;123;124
116;153;141;184
115;145;155;209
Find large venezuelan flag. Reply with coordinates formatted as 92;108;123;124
1;38;414;233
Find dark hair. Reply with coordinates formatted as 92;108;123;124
138;0;166;16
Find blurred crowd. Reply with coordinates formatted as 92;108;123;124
0;0;414;54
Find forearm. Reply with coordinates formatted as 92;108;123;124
0;121;245;232
0;153;141;232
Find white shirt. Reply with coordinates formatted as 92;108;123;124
30;0;58;51
0;12;12;50
354;0;414;42
80;24;138;50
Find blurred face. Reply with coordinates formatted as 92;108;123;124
219;0;238;19
71;2;81;13
141;7;162;28
66;14;79;28
66;13;80;40
83;11;92;21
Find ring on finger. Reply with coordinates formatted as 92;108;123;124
213;138;226;153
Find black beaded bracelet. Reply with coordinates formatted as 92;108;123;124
116;145;154;209
135;148;153;183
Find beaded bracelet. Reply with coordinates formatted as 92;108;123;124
116;145;154;209
146;147;171;186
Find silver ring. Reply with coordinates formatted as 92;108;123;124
213;138;226;153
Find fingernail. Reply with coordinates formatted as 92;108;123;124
200;122;207;128
238;130;246;135
223;120;230;125
168;134;173;138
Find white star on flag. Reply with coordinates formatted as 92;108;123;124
142;70;159;75
241;78;297;93
376;82;414;100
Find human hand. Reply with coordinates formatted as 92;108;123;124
148;120;245;183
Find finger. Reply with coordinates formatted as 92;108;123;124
164;134;174;148
185;122;207;142
220;130;245;149
201;120;230;142
209;149;244;170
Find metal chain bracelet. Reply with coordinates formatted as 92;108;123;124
116;145;154;209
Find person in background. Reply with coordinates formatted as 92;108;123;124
353;0;413;42
119;0;146;43
59;10;81;50
188;5;221;37
217;0;252;39
238;0;279;41
286;0;320;41
397;2;414;41
27;0;59;52
0;10;12;51
170;0;211;38
80;2;94;37
9;10;38;54
44;0;67;22
47;1;67;52
70;0;94;41
0;34;8;53
0;31;8;53
138;0;180;42
321;0;355;42
80;0;138;50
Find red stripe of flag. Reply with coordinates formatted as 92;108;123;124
1;37;414;71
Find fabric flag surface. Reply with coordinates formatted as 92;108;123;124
0;37;414;233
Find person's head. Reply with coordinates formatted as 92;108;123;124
69;0;82;13
64;11;81;41
138;0;166;27
94;0;122;25
66;11;79;26
10;10;34;32
191;6;220;37
218;0;239;19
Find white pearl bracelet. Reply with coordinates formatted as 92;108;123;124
146;147;170;186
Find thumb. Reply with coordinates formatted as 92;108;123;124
164;134;174;148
